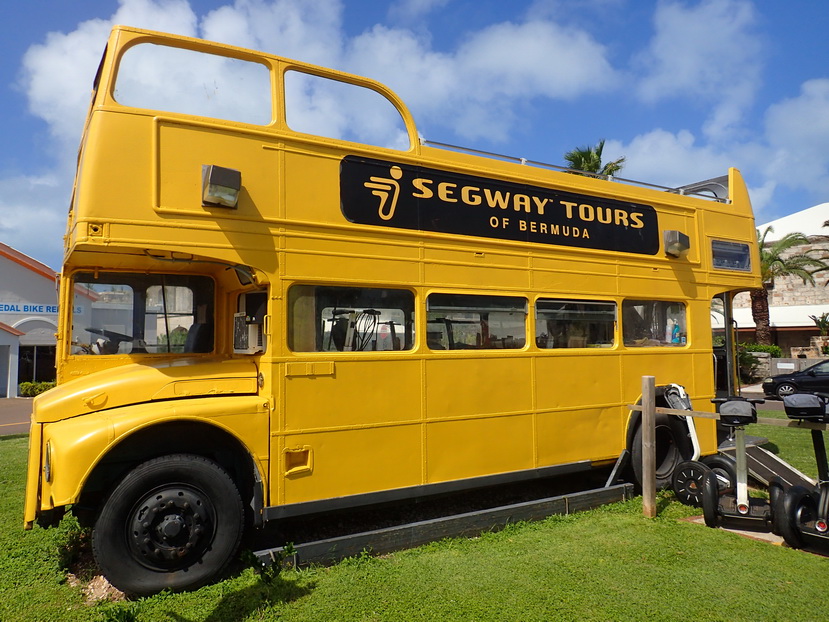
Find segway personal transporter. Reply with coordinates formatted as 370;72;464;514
700;396;781;530
776;392;829;550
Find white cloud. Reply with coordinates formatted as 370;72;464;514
17;0;620;157
635;0;762;141
388;0;450;23
606;129;731;189
21;20;113;147
456;21;617;100
764;78;829;193
201;0;343;66
0;174;66;271
347;19;618;141
20;0;198;153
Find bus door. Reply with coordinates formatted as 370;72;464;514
281;284;421;505
711;294;738;397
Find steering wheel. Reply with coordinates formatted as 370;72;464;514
86;327;133;342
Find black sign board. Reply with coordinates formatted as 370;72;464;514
340;155;659;255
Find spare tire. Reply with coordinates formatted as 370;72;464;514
631;413;692;490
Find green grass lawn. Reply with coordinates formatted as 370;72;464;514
754;409;821;479
2;428;828;622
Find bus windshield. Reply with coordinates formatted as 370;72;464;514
71;272;214;355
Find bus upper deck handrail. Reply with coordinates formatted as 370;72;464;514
420;139;731;203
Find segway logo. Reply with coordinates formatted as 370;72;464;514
363;165;403;221
340;155;660;255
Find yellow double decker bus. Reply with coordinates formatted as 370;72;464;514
24;26;761;595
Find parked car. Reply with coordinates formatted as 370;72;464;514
762;360;829;399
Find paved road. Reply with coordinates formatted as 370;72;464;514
0;399;31;436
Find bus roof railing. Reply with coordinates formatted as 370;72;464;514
420;139;730;203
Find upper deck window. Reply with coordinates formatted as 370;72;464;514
114;43;272;125
285;70;410;150
712;240;752;272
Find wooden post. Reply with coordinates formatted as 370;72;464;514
641;375;656;518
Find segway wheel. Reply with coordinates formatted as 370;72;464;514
702;470;721;528
672;460;711;507
779;486;817;549
768;476;786;536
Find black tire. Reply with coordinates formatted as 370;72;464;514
776;382;797;400
702;471;721;528
769;476;786;536
700;454;738;494
778;486;817;549
672;460;711;507
92;454;244;596
631;415;690;490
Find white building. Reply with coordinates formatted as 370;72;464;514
732;203;829;353
0;243;59;397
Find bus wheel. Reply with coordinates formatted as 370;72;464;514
672;460;711;507
92;454;244;597
631;415;688;490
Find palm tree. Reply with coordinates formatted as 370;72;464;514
751;226;829;345
563;139;626;177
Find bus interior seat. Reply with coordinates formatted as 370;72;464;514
184;323;213;353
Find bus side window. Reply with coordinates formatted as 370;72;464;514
622;300;686;347
426;294;527;351
535;299;616;349
288;284;414;352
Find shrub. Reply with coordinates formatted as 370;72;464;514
741;342;783;358
18;381;56;397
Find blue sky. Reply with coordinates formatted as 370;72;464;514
2;0;829;271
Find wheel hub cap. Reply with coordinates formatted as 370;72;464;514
129;487;214;570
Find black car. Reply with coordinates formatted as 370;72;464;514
762;360;829;399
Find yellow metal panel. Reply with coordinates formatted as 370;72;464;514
287;234;421;262
156;120;281;217
23;423;43;528
423;248;531;290
283;149;342;224
282;237;421;283
618;265;699;298
535;353;622;410
284;361;335;377
34;359;258;423
537;406;622;465
530;254;618;295
78;112;154;222
40;396;269;509
426;414;534;482
424;247;530;268
424;357;533;420
283;248;421;284
283;359;422;430
279;424;422;503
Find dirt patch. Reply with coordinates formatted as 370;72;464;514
66;572;125;604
